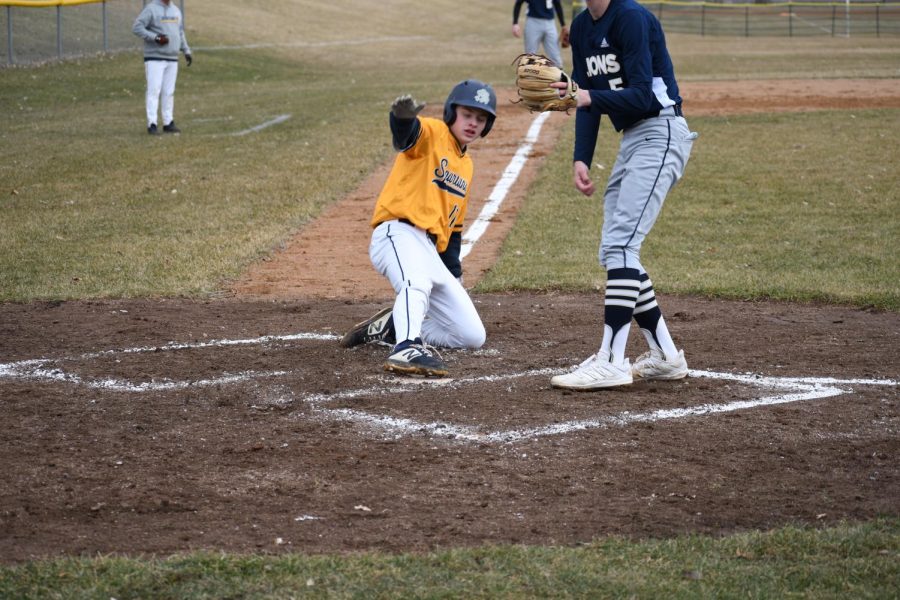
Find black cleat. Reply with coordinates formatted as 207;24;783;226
162;122;181;134
148;123;159;135
340;306;395;348
384;338;448;378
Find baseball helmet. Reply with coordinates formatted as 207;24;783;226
443;79;497;137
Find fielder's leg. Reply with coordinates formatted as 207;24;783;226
550;268;637;390
631;272;688;380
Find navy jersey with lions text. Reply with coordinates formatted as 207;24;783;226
570;0;681;162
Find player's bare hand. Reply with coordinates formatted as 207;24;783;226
512;24;521;38
550;82;590;107
154;34;169;45
573;161;595;197
391;94;425;120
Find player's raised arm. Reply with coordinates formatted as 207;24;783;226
389;94;425;152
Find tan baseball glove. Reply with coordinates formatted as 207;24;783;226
513;53;579;112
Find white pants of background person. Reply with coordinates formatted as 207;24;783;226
524;17;562;68
144;59;178;127
369;220;485;349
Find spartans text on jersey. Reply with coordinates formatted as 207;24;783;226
432;158;468;198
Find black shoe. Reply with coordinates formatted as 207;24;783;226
162;122;181;134
340;306;395;348
148;124;159;135
384;338;448;377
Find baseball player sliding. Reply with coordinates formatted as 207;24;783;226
340;81;498;378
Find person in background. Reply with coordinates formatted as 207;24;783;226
133;0;192;135
512;0;568;68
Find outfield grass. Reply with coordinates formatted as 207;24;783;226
1;0;898;594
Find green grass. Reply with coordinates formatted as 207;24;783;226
1;519;897;599
478;109;900;310
1;0;899;594
1;7;899;302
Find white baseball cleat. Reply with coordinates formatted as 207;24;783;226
632;348;689;381
551;351;633;390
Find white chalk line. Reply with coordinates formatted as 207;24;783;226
460;112;552;260
2;332;896;444
0;331;336;392
232;114;292;136
298;368;896;444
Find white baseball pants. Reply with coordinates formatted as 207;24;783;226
144;59;178;127
369;220;485;349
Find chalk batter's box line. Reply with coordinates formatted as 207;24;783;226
0;331;896;444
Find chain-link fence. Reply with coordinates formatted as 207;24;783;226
1;0;184;65
2;0;898;66
646;1;900;36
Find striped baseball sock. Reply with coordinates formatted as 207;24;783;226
632;272;679;360
599;268;640;364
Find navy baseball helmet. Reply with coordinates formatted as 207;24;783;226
443;79;497;137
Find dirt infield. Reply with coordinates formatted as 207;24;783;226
1;80;898;563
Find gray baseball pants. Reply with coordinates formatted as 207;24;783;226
600;110;698;273
524;17;563;68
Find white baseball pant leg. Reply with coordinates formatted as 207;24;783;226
145;60;179;127
369;220;485;349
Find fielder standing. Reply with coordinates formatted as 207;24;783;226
550;0;698;390
133;0;192;135
512;0;568;68
340;81;497;378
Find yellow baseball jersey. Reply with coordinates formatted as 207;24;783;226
371;117;472;253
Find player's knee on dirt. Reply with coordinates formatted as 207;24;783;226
459;321;486;350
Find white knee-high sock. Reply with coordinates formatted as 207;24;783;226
632;273;678;360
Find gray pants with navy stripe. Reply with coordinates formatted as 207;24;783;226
600;112;697;272
524;17;563;68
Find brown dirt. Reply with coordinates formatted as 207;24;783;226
1;80;898;563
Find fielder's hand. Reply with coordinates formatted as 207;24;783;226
185;53;192;67
154;34;169;45
560;26;570;48
391;95;425;120
573;160;595;197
